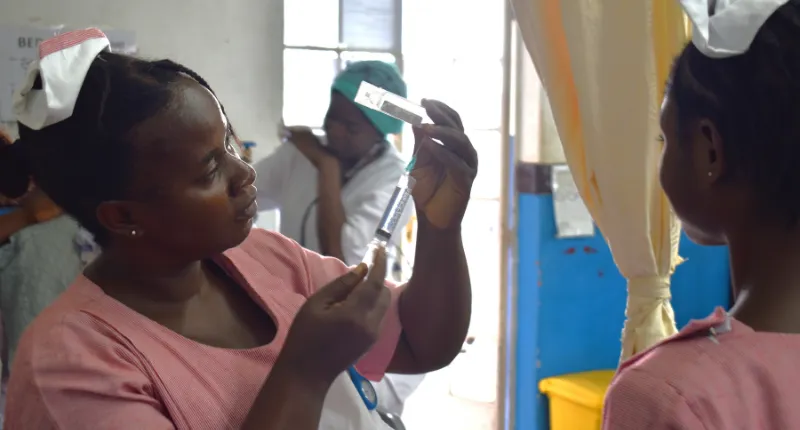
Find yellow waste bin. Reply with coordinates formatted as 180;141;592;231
538;370;616;430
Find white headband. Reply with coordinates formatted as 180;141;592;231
13;28;110;130
680;0;790;58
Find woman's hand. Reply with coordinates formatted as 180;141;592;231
244;249;390;430
410;100;478;229
279;247;390;385
283;126;336;168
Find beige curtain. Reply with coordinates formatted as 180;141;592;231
511;0;689;360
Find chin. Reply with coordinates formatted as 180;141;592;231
236;218;255;239
221;219;255;251
683;223;726;246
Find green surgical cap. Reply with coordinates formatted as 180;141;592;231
331;60;407;136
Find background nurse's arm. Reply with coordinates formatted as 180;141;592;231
252;142;294;210
315;157;348;261
0;188;62;243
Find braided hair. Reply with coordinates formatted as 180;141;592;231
0;52;232;245
668;0;800;226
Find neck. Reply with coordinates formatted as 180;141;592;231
341;141;385;172
727;220;800;333
85;247;207;304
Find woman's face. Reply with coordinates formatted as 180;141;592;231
323;92;382;162
99;79;257;259
659;94;727;245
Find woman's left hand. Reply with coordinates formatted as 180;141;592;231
410;100;478;229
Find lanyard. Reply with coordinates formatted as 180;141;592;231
299;143;386;248
347;366;379;411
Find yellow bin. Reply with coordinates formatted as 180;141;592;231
538;370;615;430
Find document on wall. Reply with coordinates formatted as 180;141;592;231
62;28;137;54
551;164;595;238
0;25;63;122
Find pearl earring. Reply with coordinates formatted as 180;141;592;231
708;172;712;177
130;230;138;237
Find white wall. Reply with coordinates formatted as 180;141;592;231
0;0;284;228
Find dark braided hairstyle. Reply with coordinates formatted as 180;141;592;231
0;52;231;245
668;0;800;226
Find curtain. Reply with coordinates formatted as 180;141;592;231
511;0;689;361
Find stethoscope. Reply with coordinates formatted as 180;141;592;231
299;142;386;248
346;365;379;411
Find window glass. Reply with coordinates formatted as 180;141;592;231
283;49;339;127
284;0;340;48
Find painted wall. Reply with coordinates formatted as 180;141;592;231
0;0;283;229
514;191;731;430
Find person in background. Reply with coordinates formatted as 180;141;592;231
603;0;800;428
2;29;475;430
254;61;423;416
0;129;85;373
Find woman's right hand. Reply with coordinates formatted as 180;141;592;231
243;248;390;430
280;247;391;386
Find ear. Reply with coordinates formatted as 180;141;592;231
695;118;726;183
95;200;142;239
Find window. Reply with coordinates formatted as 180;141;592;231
283;0;339;48
283;0;403;128
282;49;339;127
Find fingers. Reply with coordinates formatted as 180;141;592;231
367;246;388;282
425;139;478;179
412;99;477;170
348;246;388;311
417;126;478;171
353;247;392;330
364;286;392;330
315;263;369;304
422;99;464;131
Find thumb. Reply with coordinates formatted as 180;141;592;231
313;263;369;303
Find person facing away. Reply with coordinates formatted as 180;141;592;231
0;29;477;430
253;61;423;416
603;0;800;428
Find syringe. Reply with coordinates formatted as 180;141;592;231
361;165;416;266
354;81;427;265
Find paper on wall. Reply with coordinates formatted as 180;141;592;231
0;25;63;122
551;164;595;238
0;25;137;123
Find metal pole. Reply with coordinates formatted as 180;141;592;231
498;0;517;429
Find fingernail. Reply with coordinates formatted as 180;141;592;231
352;263;368;277
373;245;386;259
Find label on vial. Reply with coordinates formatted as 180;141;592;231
381;101;424;126
377;186;412;237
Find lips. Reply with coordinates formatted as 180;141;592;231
236;196;258;221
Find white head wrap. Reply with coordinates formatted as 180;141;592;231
13;28;110;130
680;0;791;58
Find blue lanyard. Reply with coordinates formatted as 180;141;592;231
346;366;378;411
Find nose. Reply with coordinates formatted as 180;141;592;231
229;156;256;196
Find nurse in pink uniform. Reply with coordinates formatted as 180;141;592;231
0;29;477;430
